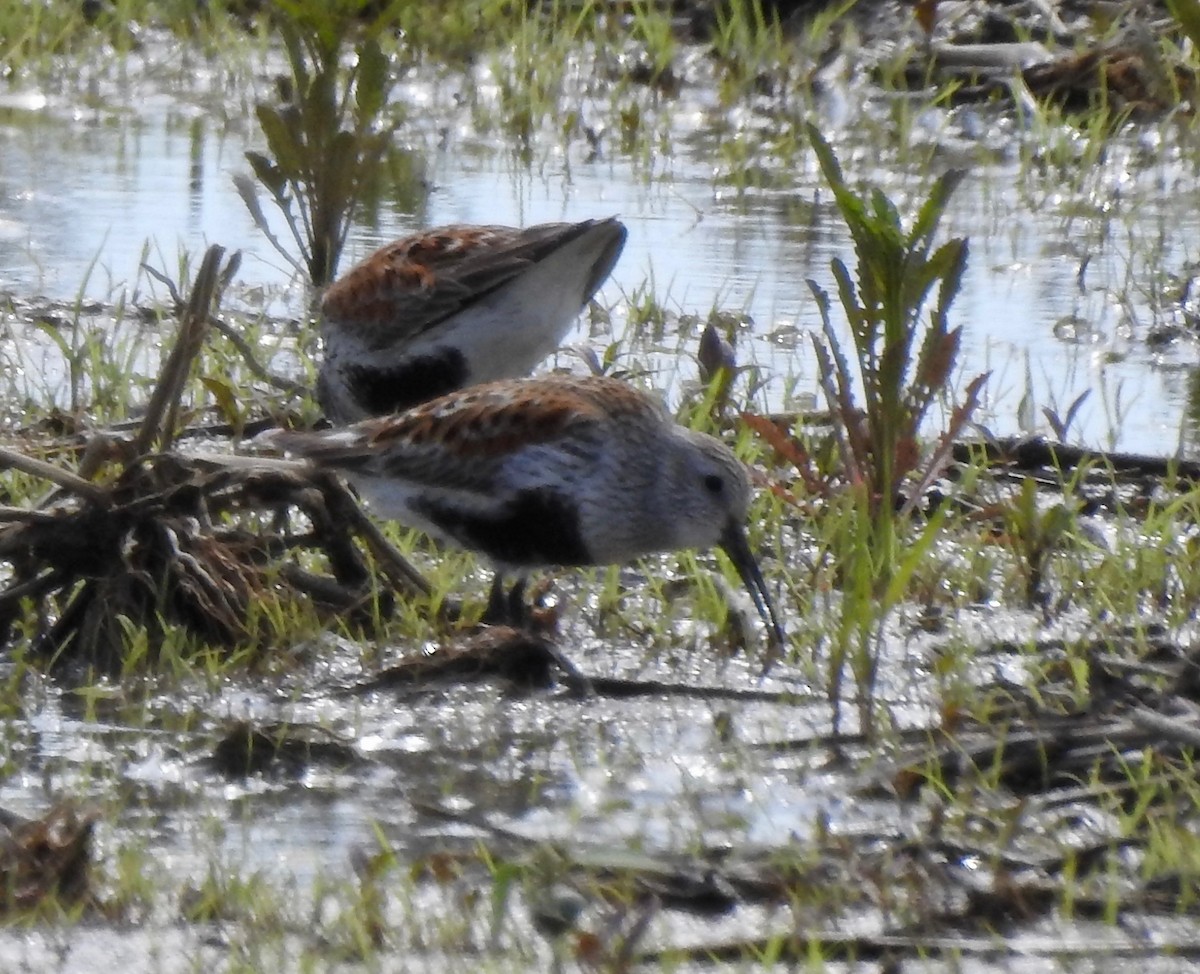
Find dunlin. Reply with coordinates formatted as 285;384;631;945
317;218;628;424
268;374;785;648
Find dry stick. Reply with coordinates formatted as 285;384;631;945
133;245;229;457
143;258;308;399
28;431;131;513
186;451;434;603
184;449;313;475
160;247;304;395
0;569;67;611
1129;707;1200;750
161;248;234;450
279;563;366;607
207;316;307;397
0;506;61;523
324;482;433;599
73;431;137;486
0;446;109;506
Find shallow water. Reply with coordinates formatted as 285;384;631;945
3;51;1200;455
1;28;1200;971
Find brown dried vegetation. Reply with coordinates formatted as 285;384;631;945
0;802;98;917
0;246;427;675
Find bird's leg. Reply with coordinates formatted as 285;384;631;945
506;577;529;626
481;574;592;697
483;573;511;625
483;573;530;627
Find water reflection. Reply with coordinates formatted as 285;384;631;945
0;90;1197;456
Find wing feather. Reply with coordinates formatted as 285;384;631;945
266;375;659;493
321;220;619;348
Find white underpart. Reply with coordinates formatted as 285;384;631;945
420;227;610;382
344;432;663;568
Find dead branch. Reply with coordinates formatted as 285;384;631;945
134;245;236;456
0;446;108;506
0;247;431;673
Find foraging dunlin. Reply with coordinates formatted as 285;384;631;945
269;374;785;648
317;218;628;424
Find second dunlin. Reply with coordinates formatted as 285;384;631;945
317;218;628;423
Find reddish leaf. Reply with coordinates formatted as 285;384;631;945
894;435;921;481
740;411;809;469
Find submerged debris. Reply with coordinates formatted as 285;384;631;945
353;624;574;694
401;622;1200;966
0;802;99;916
887;1;1200;119
209;720;361;778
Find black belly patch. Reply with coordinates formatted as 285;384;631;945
348;349;469;415
418;487;591;567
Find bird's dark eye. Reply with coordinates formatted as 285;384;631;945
704;474;724;494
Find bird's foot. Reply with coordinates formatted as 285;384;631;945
481;575;592;697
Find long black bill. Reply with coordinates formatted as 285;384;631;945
719;521;786;654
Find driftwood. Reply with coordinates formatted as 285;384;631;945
0;450;429;671
0;245;429;674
